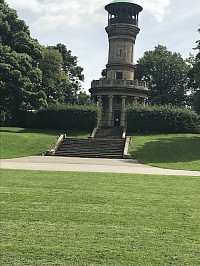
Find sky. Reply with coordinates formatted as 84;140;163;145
5;0;200;92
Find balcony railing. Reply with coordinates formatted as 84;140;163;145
109;17;138;26
91;79;148;90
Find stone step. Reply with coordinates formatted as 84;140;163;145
54;137;125;158
58;146;124;151
95;126;123;139
55;141;124;151
54;151;123;158
61;139;124;143
50;126;127;159
54;153;123;158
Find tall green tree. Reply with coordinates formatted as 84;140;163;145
39;44;85;105
135;45;189;106
54;43;84;103
0;1;47;119
55;44;84;87
39;47;67;105
193;28;200;113
194;28;200;85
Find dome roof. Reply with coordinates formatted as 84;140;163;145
110;0;138;4
105;0;143;12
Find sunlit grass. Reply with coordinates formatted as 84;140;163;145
1;169;200;265
130;133;200;171
0;127;89;159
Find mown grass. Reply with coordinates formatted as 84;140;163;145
0;127;89;159
1;169;200;265
130;133;200;171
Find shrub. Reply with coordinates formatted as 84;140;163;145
127;104;200;133
34;105;100;131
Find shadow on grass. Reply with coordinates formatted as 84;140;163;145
0;128;59;135
131;136;200;164
0;127;89;136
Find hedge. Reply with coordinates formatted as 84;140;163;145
0;110;35;128
127;104;200;133
34;105;100;131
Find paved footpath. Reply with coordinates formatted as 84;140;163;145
1;156;200;176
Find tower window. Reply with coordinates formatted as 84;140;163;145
116;72;123;80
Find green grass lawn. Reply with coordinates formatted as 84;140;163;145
1;169;200;265
130;133;200;171
0;127;89;159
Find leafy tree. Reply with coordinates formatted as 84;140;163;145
0;1;86;126
0;45;46;112
135;45;189;106
39;44;85;105
193;90;200;114
54;43;84;103
39;47;66;105
40;45;85;105
186;54;197;91
0;1;47;121
76;91;91;105
185;53;199;111
193;28;200;113
194;28;200;86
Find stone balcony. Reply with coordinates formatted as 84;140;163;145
91;79;148;91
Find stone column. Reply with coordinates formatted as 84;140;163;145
108;95;113;126
134;97;139;103
97;96;102;107
97;96;103;126
141;98;146;107
120;96;127;127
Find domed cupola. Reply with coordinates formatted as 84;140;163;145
105;0;143;26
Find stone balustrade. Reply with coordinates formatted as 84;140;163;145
91;79;148;90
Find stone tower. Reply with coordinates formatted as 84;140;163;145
89;0;148;127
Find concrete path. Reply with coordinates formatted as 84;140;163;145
1;156;200;176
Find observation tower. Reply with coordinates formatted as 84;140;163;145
90;0;148;126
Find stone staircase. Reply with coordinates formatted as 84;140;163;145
94;126;123;139
47;126;130;159
54;138;125;158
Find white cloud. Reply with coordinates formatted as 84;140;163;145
6;0;43;13
32;1;106;31
140;0;170;22
6;0;171;33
